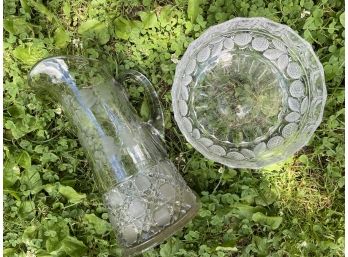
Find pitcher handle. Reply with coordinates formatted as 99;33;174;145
119;70;165;140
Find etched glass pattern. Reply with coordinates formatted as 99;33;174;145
172;18;327;168
29;57;199;255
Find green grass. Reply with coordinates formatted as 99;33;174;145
4;0;344;256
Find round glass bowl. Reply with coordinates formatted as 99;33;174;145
172;17;326;169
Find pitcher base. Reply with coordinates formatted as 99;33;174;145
122;200;200;256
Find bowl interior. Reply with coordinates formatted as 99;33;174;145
191;49;287;147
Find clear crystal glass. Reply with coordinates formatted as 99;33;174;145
29;56;199;255
172;17;326;168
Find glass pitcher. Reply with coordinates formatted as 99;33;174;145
28;56;199;255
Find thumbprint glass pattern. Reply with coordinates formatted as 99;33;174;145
104;160;198;255
172;17;326;168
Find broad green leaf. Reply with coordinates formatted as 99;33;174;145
34;145;48;154
4;17;32;35
61;236;87;257
3;189;20;200
313;8;323;18
253;236;268;256
20;0;31;14
19;201;36;220
328;20;337;34
21;166;42;193
184;230;200;241
160;238;183;256
44;184;58;195
4;248;17;257
93;22;110;45
40;152;59;164
44;230;57;237
54;28;70;48
42;217;70;241
139;11;158;28
252;212;283;230
4;162;20;188
298;154;309;165
303;29;314;43
340;13;345;28
5;117;38;139
114;17;133;40
78;19;100;34
58;185;86;204
62;1;71;18
40;218;70;253
303;17;317;30
255;190;277;206
46;237;61;253
159;6;173;27
4;79;19;100
255;181;277;206
16;150;31;169
78;19;110;44
83;214;111;235
210;215;224;226
7;104;26;117
196;15;206;28
22;225;38;243
234;204;264;219
187;0;200;23
241;187;258;204
13;43;48;65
